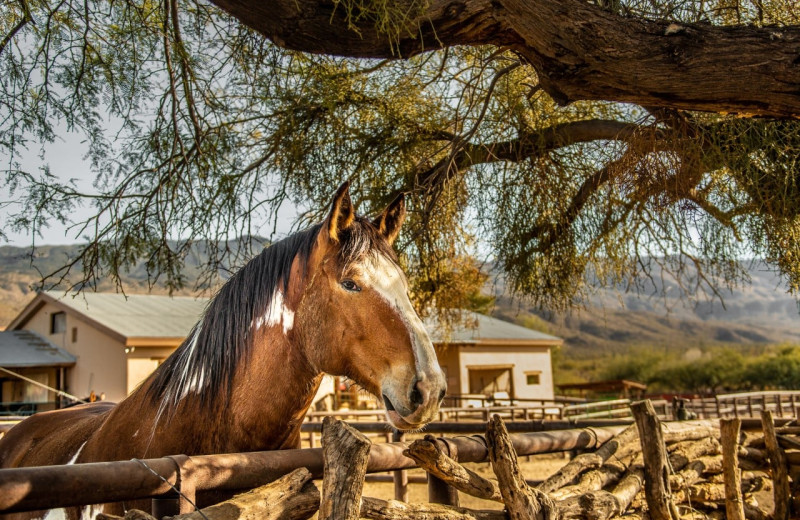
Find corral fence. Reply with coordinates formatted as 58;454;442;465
2;391;799;516
0;422;627;515
0;414;792;516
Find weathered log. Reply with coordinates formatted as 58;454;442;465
97;510;157;520
319;417;371;520
668;456;722;489
667;437;721;471
682;481;726;503
721;418;746;520
538;421;717;495
558;491;620;520
360;496;507;520
558;466;644;520
742;502;769;520
777;434;800;451
737;445;768;463
761;411;790;520
631;400;679;520
538;424;637;493
487;415;558;520
404;436;502;502
550;455;631;500
163;468;319;520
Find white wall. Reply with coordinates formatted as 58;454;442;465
21;302;128;402
457;344;554;401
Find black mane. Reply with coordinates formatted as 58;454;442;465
146;218;395;420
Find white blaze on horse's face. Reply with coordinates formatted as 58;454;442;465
362;253;447;429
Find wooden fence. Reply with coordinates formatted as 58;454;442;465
1;413;795;519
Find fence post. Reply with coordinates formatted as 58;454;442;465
151;495;180;518
391;430;408;502
426;438;459;506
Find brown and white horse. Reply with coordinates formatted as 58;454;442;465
0;182;446;518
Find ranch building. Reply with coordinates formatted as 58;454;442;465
6;291;561;408
0;330;76;415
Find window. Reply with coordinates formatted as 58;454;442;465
71;327;78;343
50;312;66;334
525;372;541;385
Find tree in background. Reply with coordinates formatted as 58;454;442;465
2;0;800;313
743;346;800;390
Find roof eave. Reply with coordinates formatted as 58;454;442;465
125;337;185;348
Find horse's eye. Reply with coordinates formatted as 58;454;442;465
341;279;361;292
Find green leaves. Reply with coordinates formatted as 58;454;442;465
1;0;799;315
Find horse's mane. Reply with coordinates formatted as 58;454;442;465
146;218;396;421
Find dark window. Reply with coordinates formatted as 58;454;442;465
71;327;78;343
51;312;66;334
526;373;541;385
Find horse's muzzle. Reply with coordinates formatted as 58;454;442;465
382;373;446;430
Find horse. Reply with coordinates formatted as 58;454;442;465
0;182;447;519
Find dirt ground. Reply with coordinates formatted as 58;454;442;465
359;453;568;511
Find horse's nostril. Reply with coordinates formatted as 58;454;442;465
438;388;446;402
410;384;424;407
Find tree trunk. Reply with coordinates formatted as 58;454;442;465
761;411;790;520
206;0;800;117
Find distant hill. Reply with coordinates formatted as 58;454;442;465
2;243;799;353
491;262;800;356
0;239;266;327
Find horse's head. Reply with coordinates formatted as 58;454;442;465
294;182;446;430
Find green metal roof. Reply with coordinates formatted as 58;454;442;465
0;330;76;367
424;311;562;344
43;291;207;339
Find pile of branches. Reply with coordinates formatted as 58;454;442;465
103;401;797;520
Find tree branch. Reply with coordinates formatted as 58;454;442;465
207;0;800;117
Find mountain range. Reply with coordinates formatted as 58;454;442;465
2;243;799;354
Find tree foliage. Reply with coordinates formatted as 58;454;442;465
597;344;800;394
1;0;800;312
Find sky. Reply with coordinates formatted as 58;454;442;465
2;129;300;248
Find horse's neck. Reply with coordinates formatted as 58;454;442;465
93;330;320;460
224;330;321;450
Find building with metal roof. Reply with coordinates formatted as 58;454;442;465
425;311;562;404
0;330;76;415
9;291;208;402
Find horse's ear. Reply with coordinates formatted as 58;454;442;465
325;181;355;242
372;193;406;246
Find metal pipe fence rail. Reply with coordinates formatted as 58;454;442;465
0;425;628;514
